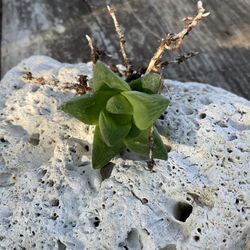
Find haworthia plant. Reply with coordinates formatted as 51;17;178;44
60;61;170;169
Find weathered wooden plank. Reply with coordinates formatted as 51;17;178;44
1;0;250;99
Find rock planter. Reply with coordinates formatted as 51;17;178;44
0;56;249;249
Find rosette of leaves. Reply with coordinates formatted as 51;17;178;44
60;61;170;169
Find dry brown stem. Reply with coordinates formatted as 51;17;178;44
146;1;209;73
107;5;132;74
159;52;199;68
86;35;97;64
23;71;46;85
65;75;91;95
86;35;109;65
147;126;156;170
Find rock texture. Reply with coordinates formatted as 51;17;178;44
2;0;250;99
0;56;249;250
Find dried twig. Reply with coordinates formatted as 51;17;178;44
86;35;98;64
23;71;33;80
159;52;199;68
146;1;209;73
23;71;46;85
77;75;92;95
64;75;91;95
107;5;132;75
86;35;110;65
147;127;156;171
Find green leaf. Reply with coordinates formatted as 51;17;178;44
129;73;161;94
99;111;132;146
125;127;149;156
91;61;130;92
152;127;168;160
106;94;133;115
124;126;168;160
59;90;117;125
122;91;170;130
127;123;142;138
92;126;124;169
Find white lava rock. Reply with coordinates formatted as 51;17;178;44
0;56;249;250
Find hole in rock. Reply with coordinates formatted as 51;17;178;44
0;138;8;143
159;114;165;120
13;85;21;89
57;239;67;250
29;133;40;146
79;161;90;167
93;217;100;228
160;244;177;250
100;162;115;181
173;201;193;222
31;85;40;92
166;145;172;152
199;113;206;119
51;213;59;220
50;198;59;207
38;169;46;180
69;147;76;153
126;229;141;249
84;145;89;152
193;236;200;241
47;180;55;187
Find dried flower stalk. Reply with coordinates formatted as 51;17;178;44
146;1;210;73
147;126;155;170
107;5;132;74
86;35;97;64
159;52;199;68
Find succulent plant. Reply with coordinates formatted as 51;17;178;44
60;61;170;169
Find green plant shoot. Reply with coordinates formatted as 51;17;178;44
60;61;170;169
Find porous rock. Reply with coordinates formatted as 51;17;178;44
0;56;249;249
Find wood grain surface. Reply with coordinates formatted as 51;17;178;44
1;0;250;99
